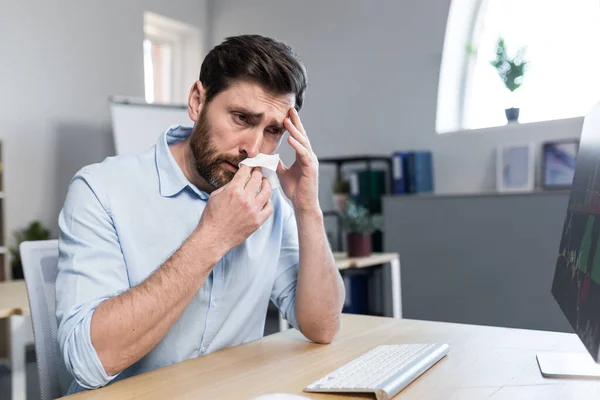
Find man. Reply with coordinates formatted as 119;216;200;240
55;34;345;393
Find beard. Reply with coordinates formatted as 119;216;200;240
189;106;245;189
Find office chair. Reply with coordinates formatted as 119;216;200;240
20;240;71;399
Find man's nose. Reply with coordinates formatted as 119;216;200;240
241;129;263;158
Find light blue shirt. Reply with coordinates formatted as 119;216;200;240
55;126;301;394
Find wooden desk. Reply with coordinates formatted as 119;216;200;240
0;280;30;318
333;252;398;271
63;313;600;400
279;252;401;331
0;279;33;400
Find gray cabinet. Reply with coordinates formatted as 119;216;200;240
383;191;573;333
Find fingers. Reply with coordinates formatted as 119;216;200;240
289;108;306;136
230;164;253;188
256;177;272;207
244;167;263;194
259;199;274;221
284;117;311;151
288;135;313;166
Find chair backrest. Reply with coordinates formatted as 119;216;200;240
20;239;72;399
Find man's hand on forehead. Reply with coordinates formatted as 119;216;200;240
276;107;320;215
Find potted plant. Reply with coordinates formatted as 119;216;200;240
9;220;51;279
489;37;528;123
332;178;350;212
341;200;377;258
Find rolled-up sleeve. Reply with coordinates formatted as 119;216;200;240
270;210;300;330
55;170;129;389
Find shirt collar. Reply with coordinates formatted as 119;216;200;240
155;125;209;199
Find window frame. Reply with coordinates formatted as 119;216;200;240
436;0;485;133
143;12;203;104
458;0;487;129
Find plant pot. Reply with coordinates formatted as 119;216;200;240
346;233;372;258
505;107;520;123
332;193;349;212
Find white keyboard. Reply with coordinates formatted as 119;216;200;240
304;343;450;400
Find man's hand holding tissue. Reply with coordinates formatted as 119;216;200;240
277;108;320;215
197;164;273;259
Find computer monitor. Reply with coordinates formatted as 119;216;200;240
538;101;600;378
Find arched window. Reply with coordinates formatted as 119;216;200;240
437;0;600;133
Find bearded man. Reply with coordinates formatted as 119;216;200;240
55;34;345;394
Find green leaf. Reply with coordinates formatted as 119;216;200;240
340;200;379;234
9;220;52;271
489;37;527;92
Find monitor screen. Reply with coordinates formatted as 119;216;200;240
551;108;600;362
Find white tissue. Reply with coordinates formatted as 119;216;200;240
239;153;281;189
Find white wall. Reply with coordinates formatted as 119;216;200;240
209;0;583;206
1;0;585;249
0;0;208;243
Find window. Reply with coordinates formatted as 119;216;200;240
437;0;600;132
143;12;202;104
143;38;172;103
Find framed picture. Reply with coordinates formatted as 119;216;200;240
541;139;579;189
496;143;535;192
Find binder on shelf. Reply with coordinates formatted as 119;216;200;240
392;150;434;194
408;151;434;193
358;169;387;214
342;269;370;315
348;170;361;207
367;266;385;316
346;169;387;213
392;152;408;194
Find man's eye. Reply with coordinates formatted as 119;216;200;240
234;113;247;123
267;128;283;135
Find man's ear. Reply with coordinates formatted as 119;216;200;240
188;81;205;122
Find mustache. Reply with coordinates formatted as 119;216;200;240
215;154;246;167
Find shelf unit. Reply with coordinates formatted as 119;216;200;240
320;155;393;251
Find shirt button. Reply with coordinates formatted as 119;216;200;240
201;346;207;353
211;301;216;308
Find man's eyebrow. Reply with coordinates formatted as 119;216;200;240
228;105;286;129
227;105;263;119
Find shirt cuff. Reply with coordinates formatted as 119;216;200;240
66;299;121;389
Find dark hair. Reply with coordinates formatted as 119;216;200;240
199;35;307;110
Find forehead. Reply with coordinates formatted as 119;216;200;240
213;80;296;118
